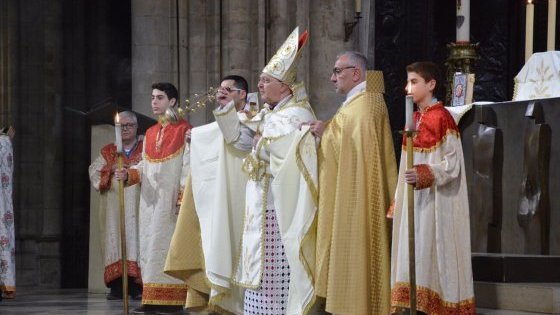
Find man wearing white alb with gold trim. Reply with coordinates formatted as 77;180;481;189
230;27;318;315
167;28;318;315
164;75;254;315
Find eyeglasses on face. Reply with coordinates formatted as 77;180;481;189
221;86;242;93
332;66;356;75
121;123;137;130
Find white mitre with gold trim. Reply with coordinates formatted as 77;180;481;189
262;26;309;86
513;51;560;101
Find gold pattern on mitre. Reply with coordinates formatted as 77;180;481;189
262;27;309;85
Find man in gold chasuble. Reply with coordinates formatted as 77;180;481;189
308;51;398;315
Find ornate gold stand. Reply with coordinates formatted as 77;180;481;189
445;42;479;105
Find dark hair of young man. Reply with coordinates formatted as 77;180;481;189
151;82;179;103
221;75;249;98
406;62;442;95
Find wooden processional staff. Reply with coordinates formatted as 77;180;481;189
115;113;129;314
404;86;417;315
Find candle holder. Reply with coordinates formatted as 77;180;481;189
344;12;362;42
116;152;129;315
399;128;418;315
445;42;479;105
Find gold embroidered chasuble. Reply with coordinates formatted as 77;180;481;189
232;93;318;315
316;73;398;315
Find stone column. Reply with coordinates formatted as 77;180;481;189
308;1;352;120
16;0;64;287
221;0;253;82
0;0;8;125
185;0;212;126
41;0;64;288
359;0;376;68
268;0;296;52
131;0;186;118
0;0;17;127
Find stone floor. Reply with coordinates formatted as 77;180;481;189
0;289;208;315
0;288;551;314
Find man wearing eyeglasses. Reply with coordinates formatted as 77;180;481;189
216;75;248;110
184;75;255;150
89;111;143;301
212;75;255;152
164;75;254;314
227;27;317;315
311;51;397;314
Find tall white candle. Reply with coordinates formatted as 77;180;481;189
115;112;123;153
548;0;557;50
456;0;470;43
526;0;535;62
355;0;362;14
405;82;414;131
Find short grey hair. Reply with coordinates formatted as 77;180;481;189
337;51;367;74
119;110;138;125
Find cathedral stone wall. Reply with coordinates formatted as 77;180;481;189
131;0;373;123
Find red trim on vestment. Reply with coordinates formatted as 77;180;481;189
402;102;459;151
127;169;140;186
104;260;142;285
142;283;188;305
415;164;434;190
99;142;143;191
391;282;475;315
144;120;192;162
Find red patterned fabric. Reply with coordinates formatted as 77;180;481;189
391;282;475;315
402;102;459;152
127;169;141;186
98;141;143;192
142;283;188;305
415;164;434;190
104;260;142;284
144;120;192;162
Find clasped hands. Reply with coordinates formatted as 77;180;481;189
113;166;128;182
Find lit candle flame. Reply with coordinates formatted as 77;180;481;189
406;81;412;94
114;112;123;153
527;0;532;4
